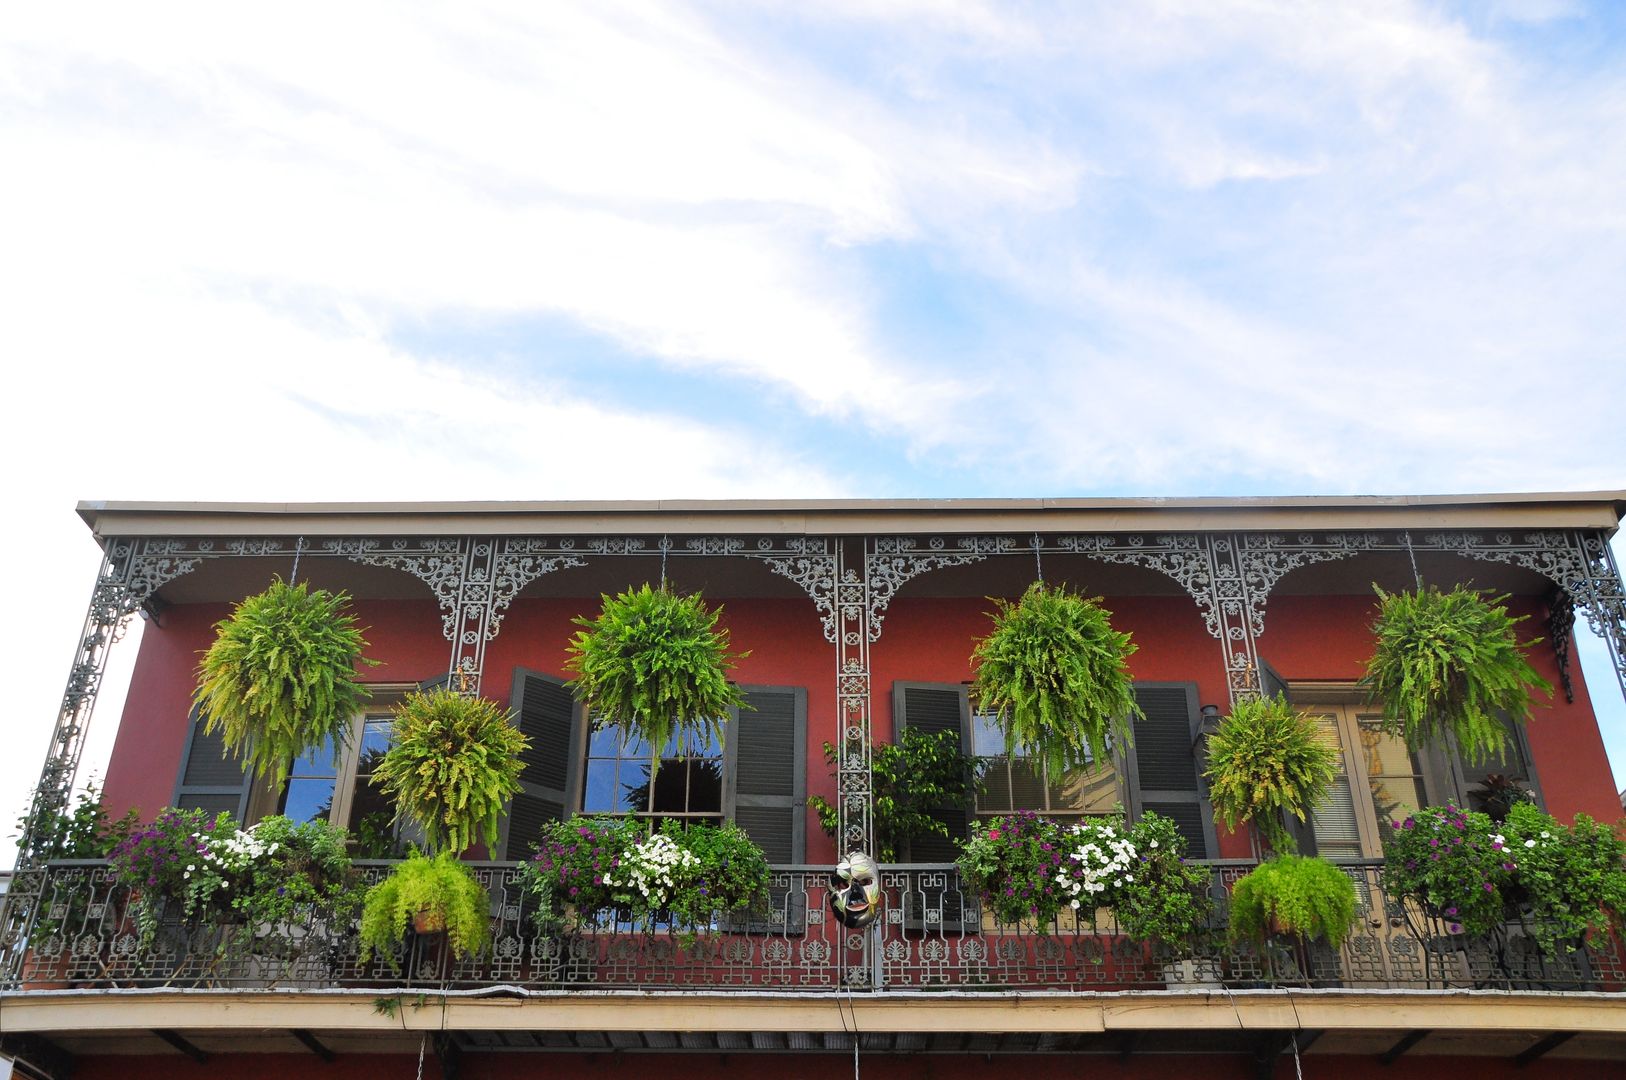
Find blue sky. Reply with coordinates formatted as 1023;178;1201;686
2;1;1624;857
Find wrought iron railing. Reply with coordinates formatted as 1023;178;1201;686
4;859;1623;992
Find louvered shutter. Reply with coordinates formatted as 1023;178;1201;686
1126;683;1215;858
893;682;971;862
501;669;583;861
727;686;806;863
172;710;252;822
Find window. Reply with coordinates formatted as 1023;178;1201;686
504;669;806;863
893;680;1215;859
1300;686;1542;859
582;725;724;825
970;710;1119;819
174;683;418;851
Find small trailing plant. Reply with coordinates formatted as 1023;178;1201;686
1363;584;1551;764
194;578;377;785
1497;802;1626;955
1204;694;1339;854
566;584;748;771
371;688;528;856
1228;855;1358;948
1380;804;1512;937
808;728;983;862
1110;812;1213;944
970;583;1142;778
521;816;770;932
358;849;490;967
1468;773;1536;824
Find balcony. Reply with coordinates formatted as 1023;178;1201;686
9;858;1623;994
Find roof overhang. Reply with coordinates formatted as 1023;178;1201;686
75;491;1626;540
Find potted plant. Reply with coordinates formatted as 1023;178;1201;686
194;578;377;784
110;807;246;947
1203;694;1339;854
1111;812;1213;946
1380;804;1511;939
1228;854;1358;951
357;850;490;968
369;688;528;857
1497;802;1626;956
1363;584;1551;764
565;584;748;771
808;728;983;862
970;584;1141;778
957;811;1074;926
520;816;770;937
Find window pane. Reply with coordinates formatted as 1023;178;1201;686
1008;760;1045;809
1052;764;1119;815
584;758;619;812
1314;775;1363;859
651;764;689;814
589;723;621;756
687;759;724;814
289;735;339;779
978;758;1013;813
971;714;1005;757
283;777;336;824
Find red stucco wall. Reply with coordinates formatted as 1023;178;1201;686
101;586;1620;853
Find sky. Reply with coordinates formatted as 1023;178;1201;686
3;1;1625;863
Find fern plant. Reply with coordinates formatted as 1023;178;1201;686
565;584;748;769
359;849;490;967
1363;585;1551;764
194;578;376;784
1204;695;1339;854
1228;855;1358;948
371;689;528;856
970;583;1141;778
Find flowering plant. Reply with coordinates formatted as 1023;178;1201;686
110;809;359;947
1110;812;1213;944
958;811;1073;925
521;816;769;931
1498;802;1626;954
1381;804;1512;936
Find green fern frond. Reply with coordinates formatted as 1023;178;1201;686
969;583;1141;778
193;579;376;785
1363;585;1551;765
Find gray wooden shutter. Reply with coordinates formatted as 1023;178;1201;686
1126;682;1216;859
172;710;252;822
502;668;583;860
892;681;971;863
726;686;806;863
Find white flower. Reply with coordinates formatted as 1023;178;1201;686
1540;831;1551;839
1525;839;1537;848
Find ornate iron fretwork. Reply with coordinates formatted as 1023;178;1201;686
866;537;999;642
1548;585;1576;704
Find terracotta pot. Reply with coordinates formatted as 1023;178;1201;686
413;907;447;935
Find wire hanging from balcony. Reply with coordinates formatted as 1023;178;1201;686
660;534;670;590
1404;531;1422;590
1032;532;1044;585
289;535;305;585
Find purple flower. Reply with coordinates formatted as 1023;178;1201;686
1483;882;1494;892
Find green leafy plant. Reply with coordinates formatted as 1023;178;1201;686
194;578;377;784
565;584;748;772
1467;773;1536;823
808;728;983;862
1380;804;1512;937
14;782;137;863
970;583;1142;778
110;810;360;948
1111;812;1213;944
1363;585;1551;764
371;688;528;856
1204;695;1339;854
520;816;770;933
359;850;490;967
1499;802;1626;955
958;811;1073;925
1228;855;1358;947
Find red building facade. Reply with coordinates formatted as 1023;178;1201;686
4;494;1626;1077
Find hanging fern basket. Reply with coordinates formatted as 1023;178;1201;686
969;583;1142;778
1203;694;1339;854
1362;584;1552;765
565;584;748;763
194;578;375;785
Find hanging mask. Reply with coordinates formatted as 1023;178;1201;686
830;852;881;928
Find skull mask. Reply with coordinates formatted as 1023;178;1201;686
830;852;880;928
